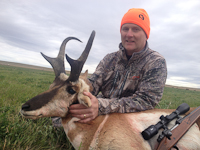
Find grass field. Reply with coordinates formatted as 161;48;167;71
0;64;200;150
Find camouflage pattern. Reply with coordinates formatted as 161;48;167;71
89;42;167;115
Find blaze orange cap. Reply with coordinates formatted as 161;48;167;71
120;8;150;39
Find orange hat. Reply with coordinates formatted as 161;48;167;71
120;8;150;39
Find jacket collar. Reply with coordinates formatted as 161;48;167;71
119;42;149;62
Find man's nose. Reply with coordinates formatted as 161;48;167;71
127;29;134;37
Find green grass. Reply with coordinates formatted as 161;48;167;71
156;87;200;109
0;65;73;150
0;64;200;149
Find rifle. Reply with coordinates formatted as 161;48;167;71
142;103;190;141
156;105;200;150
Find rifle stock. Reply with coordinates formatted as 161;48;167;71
156;106;200;150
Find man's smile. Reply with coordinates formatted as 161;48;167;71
125;40;135;44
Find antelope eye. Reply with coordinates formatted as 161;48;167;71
67;87;76;95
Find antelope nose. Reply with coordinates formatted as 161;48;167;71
22;104;30;110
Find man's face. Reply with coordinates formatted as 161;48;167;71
120;23;147;56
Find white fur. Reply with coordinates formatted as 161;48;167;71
62;117;83;149
63;117;80;135
59;73;68;81
78;78;91;107
21;99;69;119
72;134;84;149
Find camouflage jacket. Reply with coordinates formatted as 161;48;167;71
89;42;167;115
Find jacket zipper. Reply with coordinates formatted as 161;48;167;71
109;71;119;97
117;70;129;97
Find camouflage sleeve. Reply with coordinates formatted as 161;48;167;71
91;57;167;115
89;58;106;96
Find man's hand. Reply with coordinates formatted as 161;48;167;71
69;91;99;123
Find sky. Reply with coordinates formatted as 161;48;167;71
0;0;200;88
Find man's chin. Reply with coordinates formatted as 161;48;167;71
124;46;136;53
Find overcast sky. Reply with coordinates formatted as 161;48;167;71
0;0;200;88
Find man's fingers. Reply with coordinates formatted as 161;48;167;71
71;113;91;120
78;117;92;123
69;92;98;123
83;91;93;99
70;109;90;115
69;104;87;109
69;104;92;115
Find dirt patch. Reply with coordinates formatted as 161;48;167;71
0;60;70;74
165;85;200;92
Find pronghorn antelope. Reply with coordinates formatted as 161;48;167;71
21;31;200;150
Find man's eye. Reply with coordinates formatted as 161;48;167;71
132;28;139;32
122;27;129;32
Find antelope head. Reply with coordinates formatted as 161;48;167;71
21;31;95;119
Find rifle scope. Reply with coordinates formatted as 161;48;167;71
141;103;190;140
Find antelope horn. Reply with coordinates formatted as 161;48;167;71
41;37;82;77
66;31;95;82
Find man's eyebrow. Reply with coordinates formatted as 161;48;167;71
133;26;141;30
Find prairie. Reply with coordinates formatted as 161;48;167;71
0;62;200;149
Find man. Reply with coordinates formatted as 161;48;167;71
54;8;167;125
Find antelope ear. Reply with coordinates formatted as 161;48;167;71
81;70;88;80
78;70;91;107
78;93;92;107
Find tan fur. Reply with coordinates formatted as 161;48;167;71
62;115;108;150
77;70;93;107
59;73;68;81
61;109;200;150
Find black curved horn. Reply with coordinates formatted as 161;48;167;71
41;37;82;77
66;31;95;82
